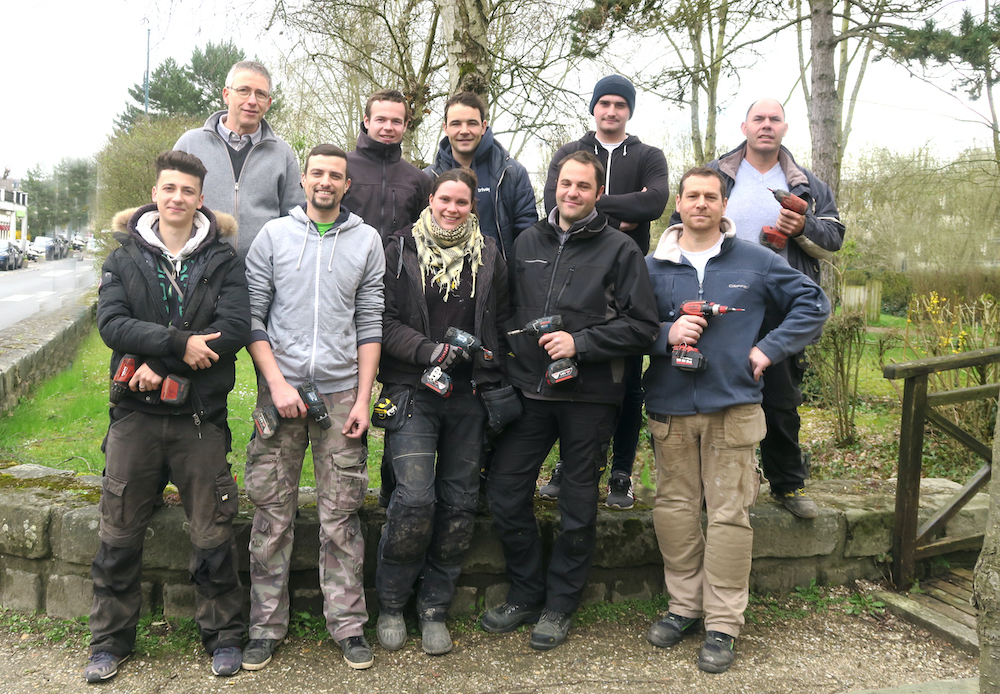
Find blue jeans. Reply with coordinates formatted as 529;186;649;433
376;385;486;621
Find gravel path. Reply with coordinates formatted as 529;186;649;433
0;606;977;694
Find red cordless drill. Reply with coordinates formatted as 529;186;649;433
109;355;190;406
760;188;808;252
508;315;578;385
671;301;745;372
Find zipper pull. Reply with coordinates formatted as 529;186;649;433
471;378;478;395
193;412;202;439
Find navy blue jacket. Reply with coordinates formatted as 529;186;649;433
643;222;829;416
426;128;538;260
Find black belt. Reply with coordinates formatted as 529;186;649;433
648;412;668;423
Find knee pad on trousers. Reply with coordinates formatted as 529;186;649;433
559;526;597;557
382;503;435;564
428;504;475;566
191;540;240;600
91;542;144;595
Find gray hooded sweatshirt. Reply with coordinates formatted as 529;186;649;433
245;205;385;393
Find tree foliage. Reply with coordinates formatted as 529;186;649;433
94;116;202;234
21;159;95;237
116;41;246;130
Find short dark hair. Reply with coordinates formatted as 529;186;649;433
366;89;411;122
557;150;606;188
444;92;488;123
157;151;207;189
305;144;349;178
431;167;479;216
677;167;727;198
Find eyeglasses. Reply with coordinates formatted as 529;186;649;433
230;86;271;101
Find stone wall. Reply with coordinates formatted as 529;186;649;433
0;301;96;413
0;465;986;621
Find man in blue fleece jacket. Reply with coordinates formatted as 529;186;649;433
642;167;828;674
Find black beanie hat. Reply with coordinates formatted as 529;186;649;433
589;75;636;117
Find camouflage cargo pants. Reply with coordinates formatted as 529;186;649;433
246;384;369;642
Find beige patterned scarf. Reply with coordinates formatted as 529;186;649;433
412;207;484;301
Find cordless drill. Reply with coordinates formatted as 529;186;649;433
507;315;579;385
109;354;190;407
671;301;745;372
420;327;491;397
760;188;808;252
298;382;332;429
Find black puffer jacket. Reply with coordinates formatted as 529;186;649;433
379;226;510;389
98;204;250;438
505;212;660;404
343;125;431;240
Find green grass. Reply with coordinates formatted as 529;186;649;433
0;326;387;488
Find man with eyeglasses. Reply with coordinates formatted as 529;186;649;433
176;60;305;257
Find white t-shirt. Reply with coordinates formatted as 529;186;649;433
679;235;724;284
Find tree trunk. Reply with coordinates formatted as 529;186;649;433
437;0;492;98
808;0;841;195
974;407;1000;692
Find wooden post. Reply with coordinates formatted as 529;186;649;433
892;373;928;588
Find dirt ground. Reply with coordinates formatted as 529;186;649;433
0;606;977;694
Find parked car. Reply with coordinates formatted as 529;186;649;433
0;243;24;270
29;236;56;261
71;235;86;251
54;235;70;259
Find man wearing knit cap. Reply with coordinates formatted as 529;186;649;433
541;75;669;511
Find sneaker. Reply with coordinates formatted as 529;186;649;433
647;613;701;648
84;652;129;683
377;612;407;651
211;646;242;676
242;638;281;671
419;620;453;655
698;631;736;673
772;487;819;519
480;602;543;633
529;609;572;651
538;461;564;500
606;470;635;509
338;635;374;670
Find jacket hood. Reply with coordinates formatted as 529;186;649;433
112;205;237;238
540;209;610;243
113;203;235;266
355;124;403;163
652;217;736;263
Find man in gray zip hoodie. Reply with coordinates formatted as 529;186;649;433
243;144;385;671
175;60;305;258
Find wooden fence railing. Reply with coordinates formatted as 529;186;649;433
883;346;1000;588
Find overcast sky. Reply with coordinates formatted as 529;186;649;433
1;0;991;180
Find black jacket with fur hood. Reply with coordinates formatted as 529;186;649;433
98;203;250;443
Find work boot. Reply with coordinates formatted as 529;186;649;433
772;487;819;519
606;470;635;509
538;461;564;500
529;609;572;650
698;631;736;673
338;635;374;670
479;602;543;633
419;620;453;655
242;638;282;671
377;612;407;651
84;652;129;683
647;613;701;648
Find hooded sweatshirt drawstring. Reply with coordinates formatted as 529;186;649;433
295;228;310;270
327;226;342;272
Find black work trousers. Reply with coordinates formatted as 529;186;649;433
760;353;809;494
377;387;485;621
90;412;245;658
487;396;617;614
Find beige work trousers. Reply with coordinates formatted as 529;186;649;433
649;404;765;637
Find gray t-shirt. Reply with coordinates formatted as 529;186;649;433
727;159;787;257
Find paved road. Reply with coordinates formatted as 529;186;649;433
0;255;95;331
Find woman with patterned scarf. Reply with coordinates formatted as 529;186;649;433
375;167;511;655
